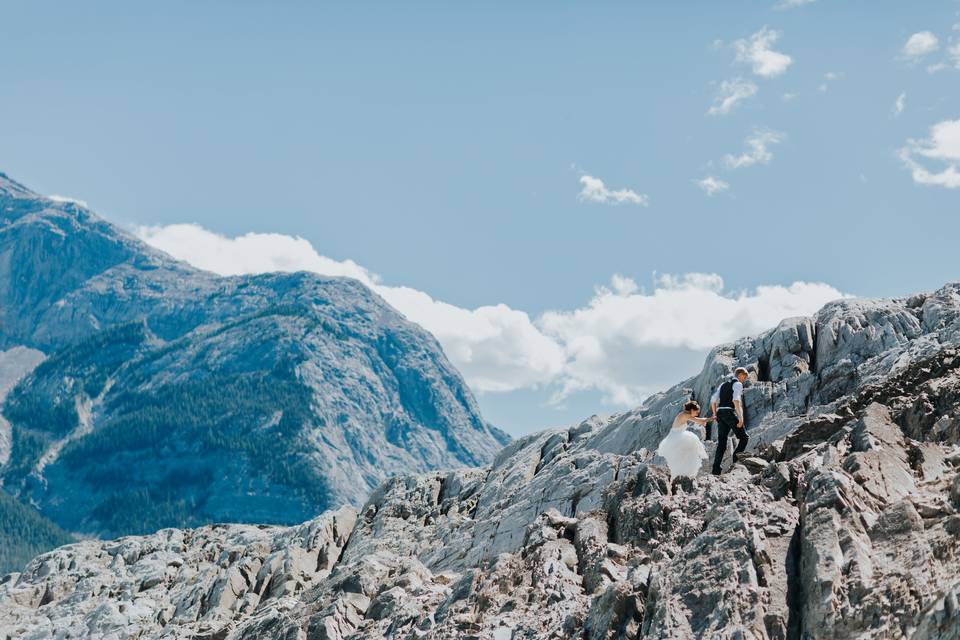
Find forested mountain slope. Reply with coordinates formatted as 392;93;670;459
0;172;508;543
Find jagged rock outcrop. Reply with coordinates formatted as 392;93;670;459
1;508;356;639
0;172;508;542
588;283;960;458
3;282;960;638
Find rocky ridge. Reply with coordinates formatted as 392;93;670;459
3;282;960;638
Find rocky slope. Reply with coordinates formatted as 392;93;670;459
3;282;960;638
0;172;508;543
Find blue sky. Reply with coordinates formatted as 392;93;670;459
3;1;959;434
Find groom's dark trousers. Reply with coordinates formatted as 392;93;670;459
711;409;748;474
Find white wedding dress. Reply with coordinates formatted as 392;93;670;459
657;422;708;479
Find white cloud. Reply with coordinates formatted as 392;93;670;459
706;28;789;117
47;194;89;208
774;0;815;9
137;224;565;393
375;286;566;393
902;31;940;60
892;92;906;117
734;27;793;78
137;224;375;283
818;71;842;93
950;42;960;68
695;176;730;196
905;118;960;160
898;118;960;189
782;92;799;102
138;226;846;408
578;175;649;206
707;78;758;116
538;274;845;405
723;129;785;169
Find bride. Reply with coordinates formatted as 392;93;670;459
657;400;711;481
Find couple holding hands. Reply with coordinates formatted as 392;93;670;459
657;367;750;479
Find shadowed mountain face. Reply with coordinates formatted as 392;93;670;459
0;172;509;540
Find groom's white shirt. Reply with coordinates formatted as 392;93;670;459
710;380;743;407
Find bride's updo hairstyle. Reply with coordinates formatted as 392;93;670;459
683;400;700;413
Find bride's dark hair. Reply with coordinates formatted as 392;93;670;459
683;400;700;412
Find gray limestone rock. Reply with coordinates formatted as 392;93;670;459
4;188;960;639
0;507;356;639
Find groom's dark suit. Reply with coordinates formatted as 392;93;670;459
711;378;748;474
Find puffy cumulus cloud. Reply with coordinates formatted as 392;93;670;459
138;225;845;408
898;118;960;189
723;129;785;169
374;286;565;393
707;78;758;116
137;224;376;284
539;274;846;405
902;31;940;60
734;27;793;78
578;175;649;206
694;176;730;196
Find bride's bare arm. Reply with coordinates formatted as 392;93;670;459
674;411;708;428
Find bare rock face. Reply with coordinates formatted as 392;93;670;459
0;508;356;639
5;351;960;638
8;387;956;640
3;200;960;638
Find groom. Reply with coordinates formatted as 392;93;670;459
711;367;750;475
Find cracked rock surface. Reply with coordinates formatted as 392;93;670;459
4;284;960;638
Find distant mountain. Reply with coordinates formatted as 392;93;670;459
0;172;509;543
